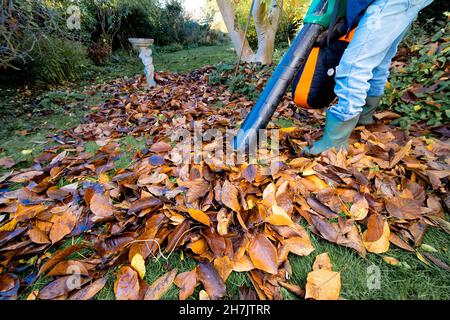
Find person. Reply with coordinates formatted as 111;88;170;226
303;0;434;155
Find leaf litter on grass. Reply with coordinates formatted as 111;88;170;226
0;66;449;300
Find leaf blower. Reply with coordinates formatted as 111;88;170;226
233;0;347;151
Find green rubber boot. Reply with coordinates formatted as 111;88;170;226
303;110;359;155
358;96;382;125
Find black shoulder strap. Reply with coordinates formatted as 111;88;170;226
327;0;342;46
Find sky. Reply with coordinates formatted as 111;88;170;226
182;0;208;20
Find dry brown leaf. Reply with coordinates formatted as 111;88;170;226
213;256;234;282
248;233;278;275
312;252;333;271
174;269;197;300
305;253;340;300
114;266;140;300
187;208;211;226
363;219;390;253
144;268;177;300
221;180;240;212
185;179;210;203
69;277;108;300
90;192;113;218
197;261;226;300
349;194;369;221
266;205;294;226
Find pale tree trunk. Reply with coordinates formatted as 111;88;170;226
215;0;255;63
253;0;283;65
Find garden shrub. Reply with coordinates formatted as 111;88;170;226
88;40;113;65
382;17;450;128
28;36;92;84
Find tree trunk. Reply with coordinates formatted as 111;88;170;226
215;0;255;63
253;0;283;65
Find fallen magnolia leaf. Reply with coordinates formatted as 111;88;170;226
90;192;113;218
312;252;333;271
144;268;177;300
9;170;43;183
47;260;89;277
305;253;341;300
349;194;369;221
38;276;88;300
279;236;314;261
248;233;278;275
213;255;234;282
221;180;240;212
69;277;108;300
131;253;146;279
38;244;88;277
422;252;450;271
0;273;20;300
0;156;15;169
114;266;140;300
364;214;385;242
49;210;76;243
197;261;226;300
150;141;172;153
174;269;197;300
185;179;210;203
187;208;211;226
363;218;390;253
266;205;294;226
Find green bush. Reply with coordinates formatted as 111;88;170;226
382;18;450;128
157;43;185;53
28;37;92;84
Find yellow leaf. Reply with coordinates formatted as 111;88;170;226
21;149;33;155
233;254;255;272
363;220;390;253
415;251;431;267
305;269;341;300
305;175;328;190
98;172;110;184
0;219;17;232
217;210;231;236
187;238;208;255
312;252;333;271
199;290;210;300
280;127;296;133
187;208;211;226
131;253;146;279
266;205;293;226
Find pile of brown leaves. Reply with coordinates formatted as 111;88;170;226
0;67;449;300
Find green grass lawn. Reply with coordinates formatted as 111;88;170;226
2;43;449;300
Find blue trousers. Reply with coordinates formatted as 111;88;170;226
329;0;433;121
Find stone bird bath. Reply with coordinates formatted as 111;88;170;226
128;38;156;88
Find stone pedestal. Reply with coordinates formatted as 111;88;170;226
128;38;156;88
